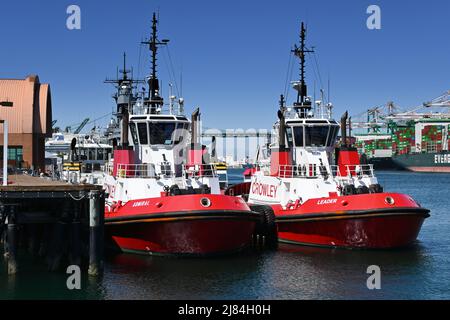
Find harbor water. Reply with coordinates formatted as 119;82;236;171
1;169;449;300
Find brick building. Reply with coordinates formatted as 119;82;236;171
0;75;52;170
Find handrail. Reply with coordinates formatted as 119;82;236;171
278;164;375;179
106;163;218;179
184;164;218;178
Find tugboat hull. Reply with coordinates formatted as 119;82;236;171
277;210;427;249
105;194;260;256
274;193;430;249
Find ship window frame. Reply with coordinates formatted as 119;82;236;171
137;122;149;145
327;125;339;147
304;125;329;147
149;121;178;145
292;125;304;147
174;121;189;145
129;122;139;145
97;148;105;161
87;148;96;161
286;126;294;148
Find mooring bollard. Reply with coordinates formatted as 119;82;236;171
7;205;18;275
88;190;103;276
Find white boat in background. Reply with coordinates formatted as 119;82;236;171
45;132;112;184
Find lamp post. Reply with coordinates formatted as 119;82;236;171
1;100;13;186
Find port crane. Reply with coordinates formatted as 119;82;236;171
352;91;450;131
64;118;90;134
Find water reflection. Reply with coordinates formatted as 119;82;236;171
102;249;266;299
257;242;432;299
1;171;449;300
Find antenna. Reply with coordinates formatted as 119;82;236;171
141;12;169;114
291;22;314;118
119;52;131;80
327;73;330;105
180;69;183;97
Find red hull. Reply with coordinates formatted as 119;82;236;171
273;193;430;249
105;194;260;256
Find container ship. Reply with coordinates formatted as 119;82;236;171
391;119;450;172
353;91;450;172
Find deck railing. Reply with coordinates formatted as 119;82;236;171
107;163;218;179
278;164;375;179
183;164;218;178
339;164;375;178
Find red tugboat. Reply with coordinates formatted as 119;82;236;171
102;13;260;256
227;23;430;249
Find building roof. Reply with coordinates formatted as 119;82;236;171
0;75;52;136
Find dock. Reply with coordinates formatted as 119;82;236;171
0;174;105;275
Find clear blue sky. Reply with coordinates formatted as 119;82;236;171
0;0;448;132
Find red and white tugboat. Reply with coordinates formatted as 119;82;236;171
227;23;430;249
102;13;260;256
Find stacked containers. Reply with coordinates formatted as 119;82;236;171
355;138;392;157
448;125;450;150
392;124;415;155
421;125;444;152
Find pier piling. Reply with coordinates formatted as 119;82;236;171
88;190;104;276
7;205;18;275
0;174;104;276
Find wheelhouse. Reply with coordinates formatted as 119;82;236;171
129;114;190;147
285;119;340;148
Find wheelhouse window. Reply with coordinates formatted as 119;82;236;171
88;148;96;160
78;148;87;160
305;126;329;147
327;125;339;147
149;122;177;145
97;148;105;160
129;122;139;145
293;126;304;147
174;122;189;145
286;127;294;148
137;122;148;144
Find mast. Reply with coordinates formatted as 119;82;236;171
141;12;169;114
105;52;144;147
292;22;314;118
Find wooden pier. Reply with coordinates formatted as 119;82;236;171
0;174;104;275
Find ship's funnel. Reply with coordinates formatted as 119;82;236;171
278;110;286;149
270;109;292;177
188;108;203;165
191;107;200;145
211;136;217;162
336;111;360;176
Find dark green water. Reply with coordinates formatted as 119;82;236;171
1;170;449;299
